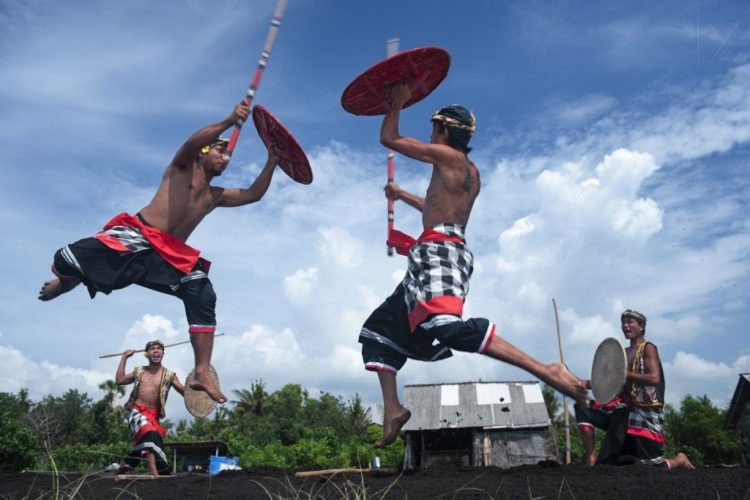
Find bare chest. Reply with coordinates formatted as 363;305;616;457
136;370;164;399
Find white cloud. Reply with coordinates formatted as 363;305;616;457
283;267;319;304
555;94;618;124
0;345;109;401
125;314;180;343
668;351;734;379
317;226;364;269
663;351;750;408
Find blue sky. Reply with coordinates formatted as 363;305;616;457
1;0;749;422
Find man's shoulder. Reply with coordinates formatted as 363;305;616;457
644;341;660;352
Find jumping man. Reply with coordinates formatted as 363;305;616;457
358;83;588;448
39;102;280;403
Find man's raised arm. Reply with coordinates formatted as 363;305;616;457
214;146;280;207
171;102;250;169
115;349;136;385
380;84;455;166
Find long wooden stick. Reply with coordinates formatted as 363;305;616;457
225;0;289;160
98;333;225;359
295;467;385;478
385;38;399;256
552;298;571;465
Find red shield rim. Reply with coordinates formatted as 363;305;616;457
252;105;313;185
341;46;451;116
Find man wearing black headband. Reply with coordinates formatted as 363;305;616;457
39;102;282;404
358;83;588;448
574;309;694;469
115;340;184;475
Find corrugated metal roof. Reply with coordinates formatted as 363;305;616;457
402;381;551;431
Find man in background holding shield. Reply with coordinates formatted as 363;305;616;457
575;309;694;469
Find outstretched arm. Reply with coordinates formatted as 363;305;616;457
385;182;424;212
380;84;457;166
171;102;250;169
171;374;186;397
215;145;280;207
115;350;136;385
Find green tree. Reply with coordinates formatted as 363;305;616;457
346;394;372;440
0;393;37;472
98;379;125;408
542;384;560;421
269;384;306;445
232;379;269;417
29;390;95;450
664;395;740;466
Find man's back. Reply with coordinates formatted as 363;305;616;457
422;153;480;230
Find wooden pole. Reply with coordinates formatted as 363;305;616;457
98;333;225;359
224;0;289;160
385;38;399;256
552;298;571;465
295;467;388;478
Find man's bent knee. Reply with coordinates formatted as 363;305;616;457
52;246;84;280
428;317;495;353
183;280;217;334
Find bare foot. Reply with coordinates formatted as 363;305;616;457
585;451;598;466
189;368;227;404
375;408;411;448
547;362;589;407
115;464;133;475
669;452;695;470
38;277;80;301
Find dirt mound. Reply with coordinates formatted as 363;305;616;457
2;464;748;499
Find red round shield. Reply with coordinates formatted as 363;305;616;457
252;105;313;185
341;47;451;116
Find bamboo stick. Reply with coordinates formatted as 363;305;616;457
552;298;571;465
385;38;399;256
98;333;225;359
224;0;289;160
295;467;391;478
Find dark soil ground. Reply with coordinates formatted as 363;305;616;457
2;464;749;499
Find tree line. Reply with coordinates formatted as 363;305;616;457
1;382;741;473
0;380;404;473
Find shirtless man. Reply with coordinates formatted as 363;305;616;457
575;309;694;469
39;101;280;403
116;340;185;475
358;84;588;448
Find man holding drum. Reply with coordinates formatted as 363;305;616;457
574;309;694;469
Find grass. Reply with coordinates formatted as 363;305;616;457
248;468;405;500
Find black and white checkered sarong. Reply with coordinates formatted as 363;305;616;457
402;224;473;331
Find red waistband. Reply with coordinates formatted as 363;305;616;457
416;228;464;244
387;227;464;256
131;403;166;441
95;213;209;274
